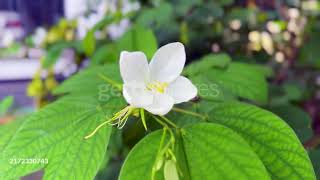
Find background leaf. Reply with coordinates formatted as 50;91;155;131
0;96;14;116
189;62;268;103
117;25;158;59
82;30;96;57
269;104;313;142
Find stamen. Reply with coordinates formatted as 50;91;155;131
84;106;134;139
147;82;168;94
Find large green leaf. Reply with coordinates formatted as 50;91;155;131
120;123;270;180
0;96;119;179
208;102;316;179
191;62;268;103
0;117;24;150
0;64;126;179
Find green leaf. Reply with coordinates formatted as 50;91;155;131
120;123;270;180
269;104;313;142
90;44;119;65
137;3;174;28
82;30;96;57
0;117;24;150
117;26;158;59
0;96;119;179
208;102;316;179
43;41;79;68
0;96;14;115
217;0;234;6
0;65;126;179
184;53;231;76
190;62;268;103
174;0;202;16
53;64;121;96
298;31;320;69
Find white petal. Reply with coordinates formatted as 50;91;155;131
149;42;186;83
123;83;153;107
167;76;197;104
120;51;150;84
144;93;174;115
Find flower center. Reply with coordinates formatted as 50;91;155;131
147;82;169;94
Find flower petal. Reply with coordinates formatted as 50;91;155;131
123;83;153;107
167;76;197;104
144;93;174;115
149;42;186;83
120;51;150;84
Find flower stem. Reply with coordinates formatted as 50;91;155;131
140;109;147;130
84;119;111;139
172;107;207;120
160;116;178;128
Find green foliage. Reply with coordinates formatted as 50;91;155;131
136;3;174;29
208;102;315;179
0;64;126;179
186;56;268;103
117;25;158;59
89;25;158;65
90;44;118;65
0;117;24;150
1;1;318;178
53;64;121;96
184;53;231;76
309;149;320;179
0;59;315;179
269;104;313;141
299;31;320;68
0;96;114;179
43;41;81;68
0;96;14;116
82;30;96;57
120;123;269;180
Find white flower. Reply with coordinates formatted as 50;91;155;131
32;27;47;47
120;42;198;115
77;13;103;39
107;19;130;40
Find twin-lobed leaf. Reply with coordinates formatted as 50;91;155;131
120;101;316;180
120;123;270;180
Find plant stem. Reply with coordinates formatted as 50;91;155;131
160;116;178;128
172;107;207;120
152;128;167;180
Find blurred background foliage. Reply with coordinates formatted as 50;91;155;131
0;0;320;179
